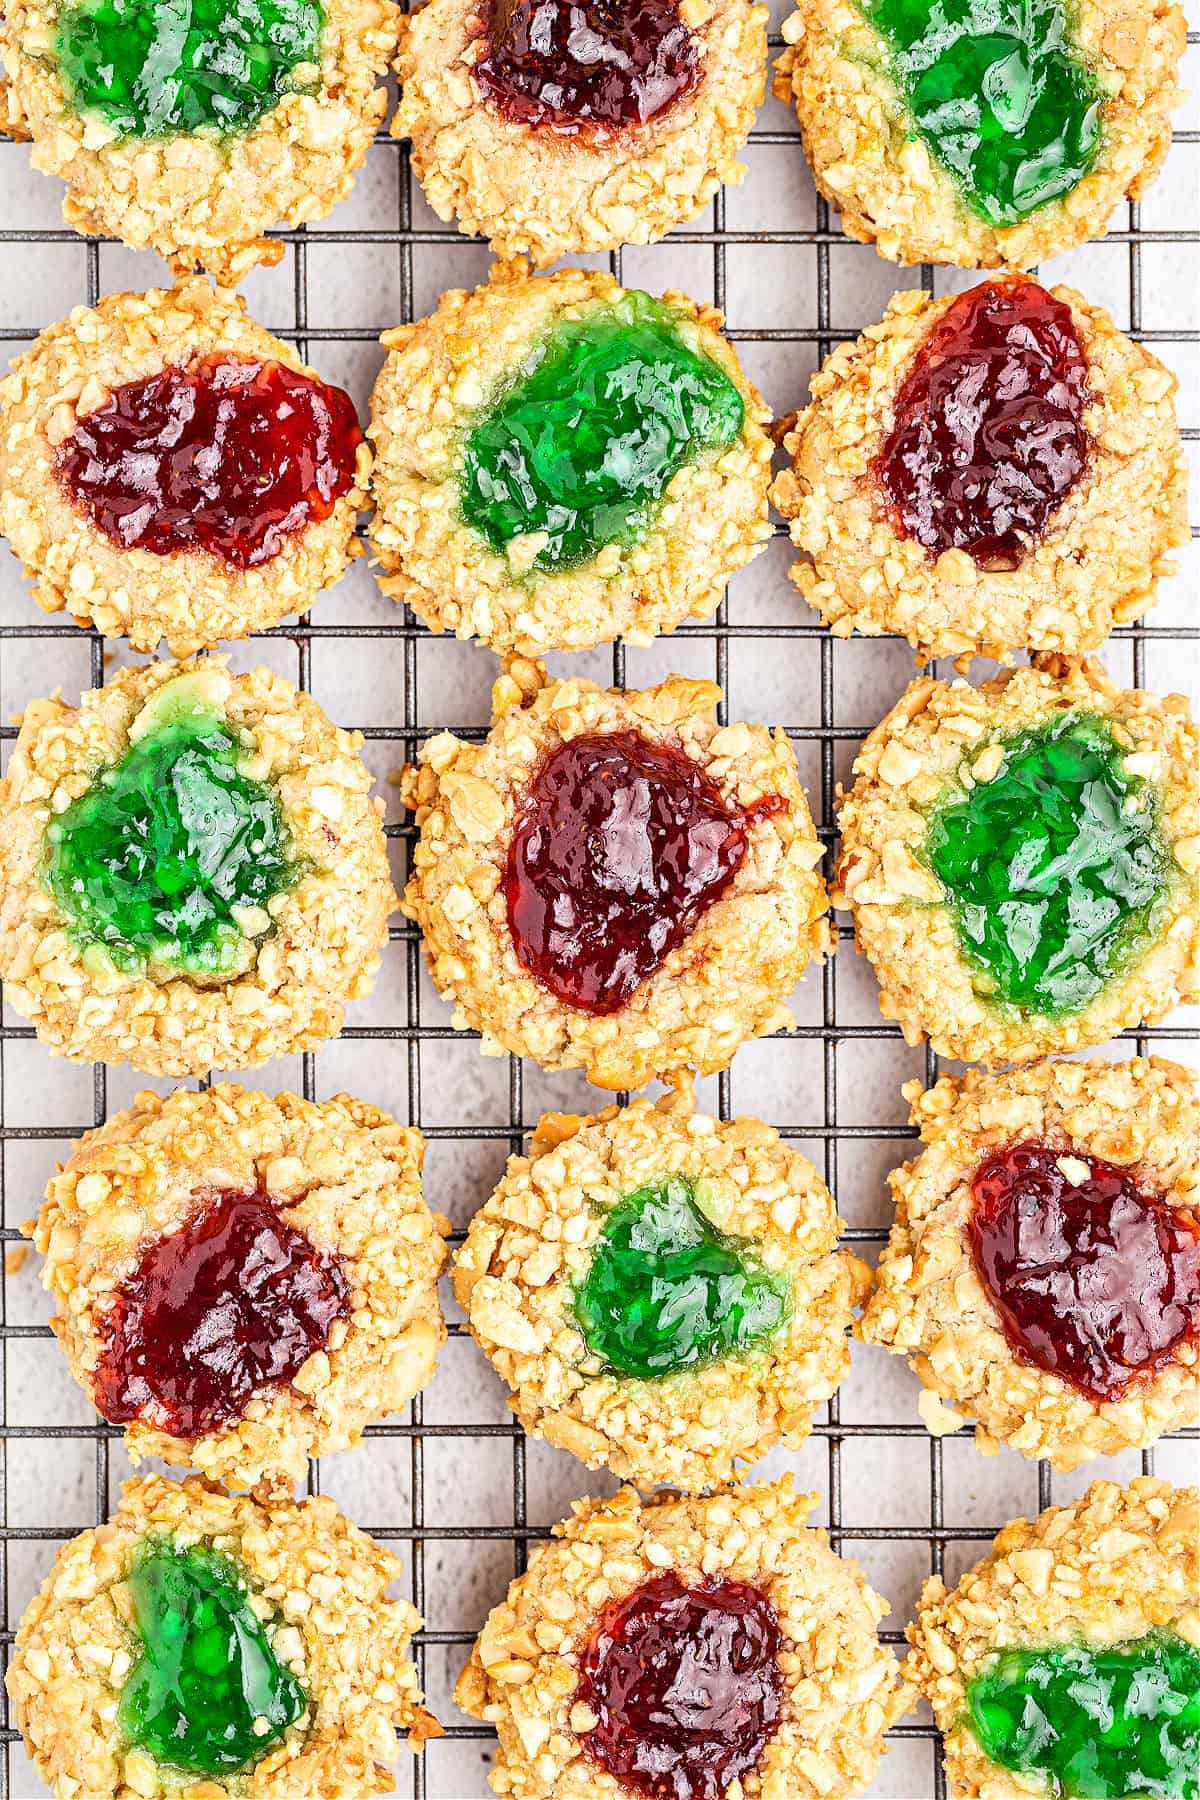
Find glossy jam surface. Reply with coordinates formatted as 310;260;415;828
94;1189;350;1438
505;731;748;1013
56;0;323;136
876;279;1090;567
925;713;1174;1018
577;1573;783;1800
861;0;1102;225
119;1537;306;1776
44;682;295;978
59;355;362;570
967;1632;1200;1799
460;293;744;572
971;1141;1200;1402
572;1177;791;1380
474;0;701;137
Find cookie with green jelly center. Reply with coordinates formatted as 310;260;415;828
571;1176;791;1381
459;292;745;574
119;1536;306;1776
924;711;1176;1018
55;0;324;138
858;0;1103;226
967;1630;1200;1799
44;676;297;979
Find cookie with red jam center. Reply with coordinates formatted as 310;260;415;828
0;281;369;656
578;1574;783;1800
60;355;361;571
402;665;829;1091
773;280;1188;665
392;0;767;264
970;1141;1200;1404
456;1481;908;1800
92;1188;353;1440
874;279;1090;569
474;0;702;139
860;1058;1200;1469
504;731;750;1014
31;1084;447;1489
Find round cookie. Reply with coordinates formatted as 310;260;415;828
368;262;772;656
6;1473;440;1798
456;1479;909;1800
402;659;830;1090
773;0;1185;268
905;1477;1199;1800
30;1083;448;1490
859;1057;1200;1470
0;658;396;1076
454;1082;869;1489
392;0;766;265
834;657;1200;1066
773;278;1188;665
0;280;368;656
0;0;397;282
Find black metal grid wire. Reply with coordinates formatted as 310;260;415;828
0;31;1198;1794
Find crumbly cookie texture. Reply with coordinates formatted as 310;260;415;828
455;1082;870;1490
0;280;369;656
402;660;830;1091
31;1084;448;1491
392;0;765;265
456;1479;910;1800
834;657;1200;1066
860;1057;1200;1470
772;0;1185;267
367;262;773;657
6;1473;440;1799
772;285;1188;666
0;0;397;283
0;658;397;1077
905;1477;1199;1800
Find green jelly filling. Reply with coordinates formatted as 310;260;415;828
858;0;1103;226
119;1537;306;1777
459;292;745;573
44;677;296;978
967;1631;1200;1799
55;0;324;138
924;712;1175;1019
571;1176;791;1381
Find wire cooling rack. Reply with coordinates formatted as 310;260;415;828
0;18;1198;1794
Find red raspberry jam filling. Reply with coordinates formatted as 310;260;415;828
505;730;756;1013
93;1188;351;1438
473;0;702;138
875;278;1090;568
577;1572;784;1800
970;1141;1200;1402
58;353;362;570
